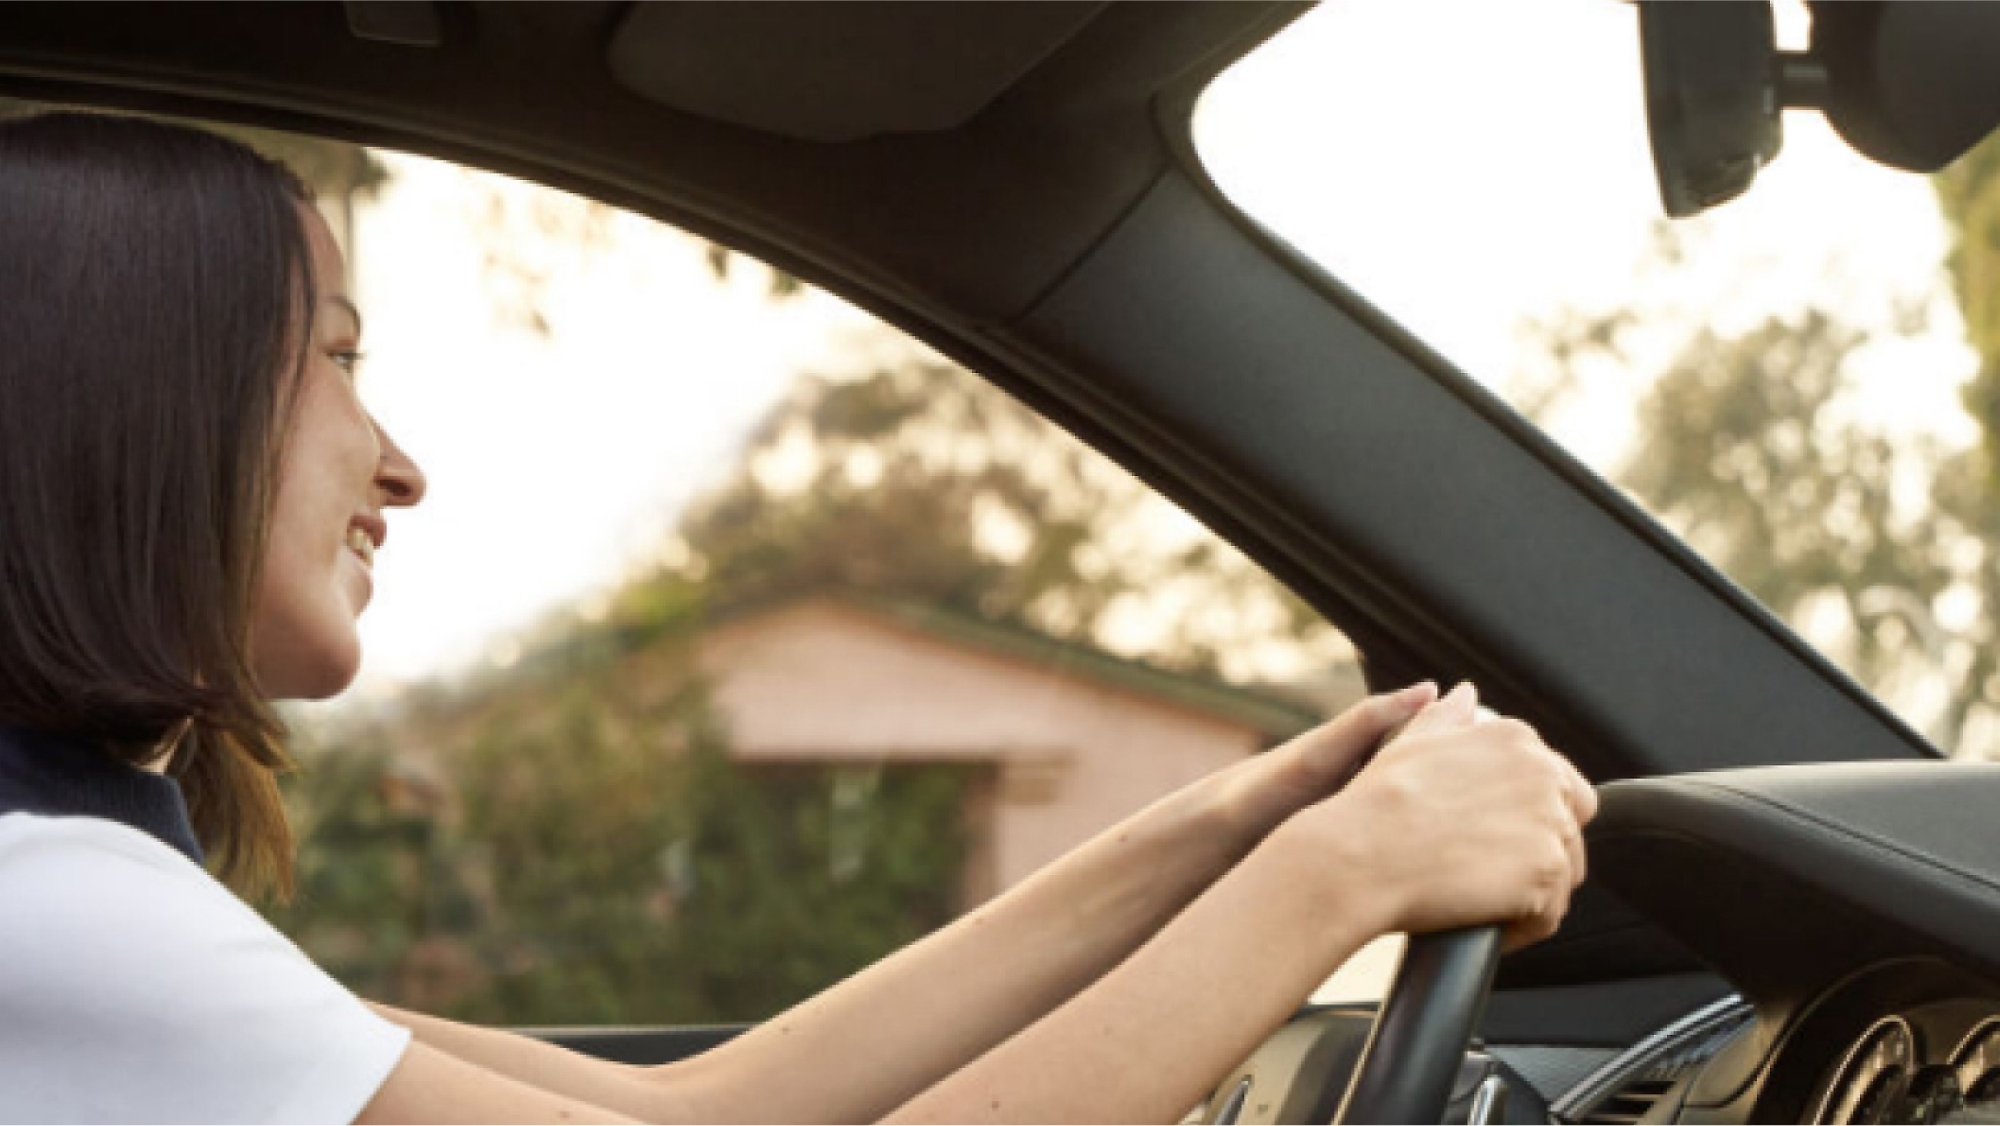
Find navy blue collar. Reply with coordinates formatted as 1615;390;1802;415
0;725;203;863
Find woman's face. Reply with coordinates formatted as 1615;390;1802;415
250;207;426;699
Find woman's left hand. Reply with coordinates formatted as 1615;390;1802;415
1202;681;1439;850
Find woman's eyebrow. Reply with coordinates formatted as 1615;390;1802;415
325;294;364;338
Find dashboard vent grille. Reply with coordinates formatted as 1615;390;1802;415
1569;1009;1752;1125
1578;1078;1675;1124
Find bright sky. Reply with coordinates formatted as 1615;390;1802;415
1195;0;1975;465
319;0;1976;720
336;160;883;699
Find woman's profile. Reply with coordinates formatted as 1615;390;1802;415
0;111;1595;1124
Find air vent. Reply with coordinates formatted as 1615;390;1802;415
1559;1000;1753;1125
1579;1077;1676;1124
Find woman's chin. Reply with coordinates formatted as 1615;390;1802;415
256;634;364;702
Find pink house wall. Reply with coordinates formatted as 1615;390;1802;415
695;599;1282;901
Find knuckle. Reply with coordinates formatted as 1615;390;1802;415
1539;841;1569;884
1577;782;1602;821
1383;774;1423;812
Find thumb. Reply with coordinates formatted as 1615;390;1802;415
1396;680;1481;742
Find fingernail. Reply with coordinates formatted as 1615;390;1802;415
1398;681;1437;710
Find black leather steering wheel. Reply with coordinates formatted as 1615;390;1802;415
1330;926;1503;1123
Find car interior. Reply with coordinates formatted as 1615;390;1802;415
5;2;2000;1123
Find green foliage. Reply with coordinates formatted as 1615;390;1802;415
280;647;969;1026
1614;310;1958;698
1532;201;2000;753
446;677;694;1024
641;750;967;1022
267;739;448;1000
1937;132;2000;475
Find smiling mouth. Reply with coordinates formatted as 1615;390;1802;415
346;526;376;567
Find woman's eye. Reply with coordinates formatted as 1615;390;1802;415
329;349;366;376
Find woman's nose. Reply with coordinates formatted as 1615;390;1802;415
373;419;428;508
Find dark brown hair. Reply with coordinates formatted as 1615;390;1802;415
0;111;317;897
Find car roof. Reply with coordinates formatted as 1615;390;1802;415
0;1;1938;792
0;2;1286;325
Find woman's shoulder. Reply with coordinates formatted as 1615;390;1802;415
0;810;247;953
0;811;414;1124
0;809;214;889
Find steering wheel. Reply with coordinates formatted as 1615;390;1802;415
1330;926;1503;1124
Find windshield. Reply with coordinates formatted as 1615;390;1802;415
1196;0;1999;760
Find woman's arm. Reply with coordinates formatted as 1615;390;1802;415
888;683;1596;1123
357;775;1243;1125
357;682;1592;1124
632;682;1447;1123
359;685;1442;1123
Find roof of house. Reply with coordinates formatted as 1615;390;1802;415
729;588;1329;741
400;583;1333;745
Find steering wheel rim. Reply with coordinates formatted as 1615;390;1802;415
1330;926;1503;1124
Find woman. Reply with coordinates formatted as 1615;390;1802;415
0;112;1595;1124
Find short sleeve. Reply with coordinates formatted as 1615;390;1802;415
0;815;412;1125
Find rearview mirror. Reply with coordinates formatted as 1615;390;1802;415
1640;0;2000;219
1639;1;1786;219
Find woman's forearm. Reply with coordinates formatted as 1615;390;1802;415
666;782;1255;1124
884;827;1382;1124
886;682;1596;1125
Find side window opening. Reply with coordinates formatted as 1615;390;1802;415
86;126;1374;1026
0;96;1376;1023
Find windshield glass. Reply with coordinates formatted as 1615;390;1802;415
1196;0;1999;760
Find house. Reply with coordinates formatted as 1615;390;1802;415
691;591;1347;905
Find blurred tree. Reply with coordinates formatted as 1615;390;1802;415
443;670;704;1024
669;355;1343;678
705;243;803;298
1610;310;1960;713
314;627;969;1027
1926;132;2000;750
635;742;967;1023
1937;132;2000;483
1527;211;2000;754
267;730;471;1004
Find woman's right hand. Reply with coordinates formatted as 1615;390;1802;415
1270;681;1598;952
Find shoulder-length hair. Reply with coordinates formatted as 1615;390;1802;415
0;111;317;898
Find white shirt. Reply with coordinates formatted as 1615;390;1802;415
0;813;412;1124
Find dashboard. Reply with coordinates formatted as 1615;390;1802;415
1202;761;2000;1124
1809;1003;2000;1124
1574;761;2000;1124
1529;992;2000;1124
